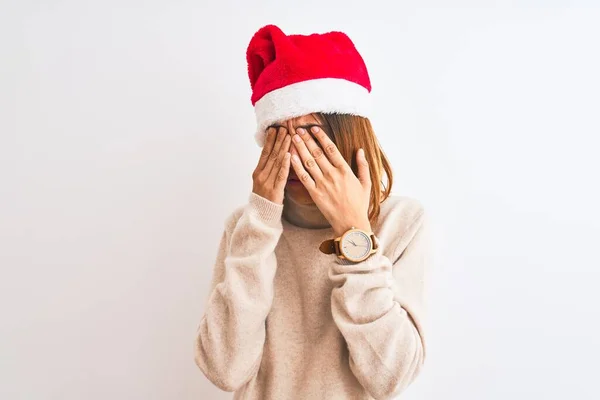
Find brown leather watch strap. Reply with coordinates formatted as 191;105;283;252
319;238;337;255
319;233;378;255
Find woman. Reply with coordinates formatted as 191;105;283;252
194;24;431;400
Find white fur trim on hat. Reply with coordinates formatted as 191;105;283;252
253;77;372;147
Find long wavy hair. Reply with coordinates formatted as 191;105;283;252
313;112;394;226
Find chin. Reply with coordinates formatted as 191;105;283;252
285;186;314;204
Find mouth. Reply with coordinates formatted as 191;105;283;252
287;175;301;184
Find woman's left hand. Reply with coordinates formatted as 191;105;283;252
290;126;373;237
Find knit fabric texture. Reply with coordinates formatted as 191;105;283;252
194;191;430;399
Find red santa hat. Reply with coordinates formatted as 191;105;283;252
246;24;372;147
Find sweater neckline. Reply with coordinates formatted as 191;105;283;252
281;216;334;233
281;192;334;232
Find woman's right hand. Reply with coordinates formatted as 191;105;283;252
252;127;292;205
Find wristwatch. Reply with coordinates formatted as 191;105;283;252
319;227;379;262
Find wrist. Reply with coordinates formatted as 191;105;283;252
332;219;372;238
248;191;284;225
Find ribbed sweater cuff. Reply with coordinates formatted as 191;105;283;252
248;192;284;225
334;250;383;266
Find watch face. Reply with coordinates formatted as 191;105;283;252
341;230;372;261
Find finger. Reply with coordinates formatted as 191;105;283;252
310;125;349;170
290;151;316;193
295;127;335;177
256;127;277;171
289;145;300;169
263;127;287;176
271;126;287;157
267;132;291;183
356;148;372;190
292;132;324;183
273;151;292;192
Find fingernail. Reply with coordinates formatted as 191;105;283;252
292;154;300;163
296;128;305;135
293;134;301;142
311;126;319;133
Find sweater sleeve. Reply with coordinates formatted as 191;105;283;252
194;192;284;392
328;210;430;400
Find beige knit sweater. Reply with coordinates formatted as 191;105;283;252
194;191;430;399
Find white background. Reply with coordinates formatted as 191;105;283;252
2;1;599;399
